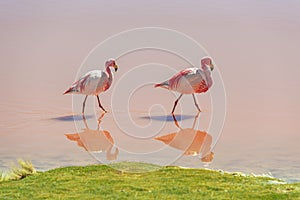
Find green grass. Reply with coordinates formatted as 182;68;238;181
0;160;36;182
0;170;9;182
0;162;299;200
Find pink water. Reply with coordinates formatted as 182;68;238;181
0;1;300;182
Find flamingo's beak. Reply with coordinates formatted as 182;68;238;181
114;64;118;72
209;63;214;71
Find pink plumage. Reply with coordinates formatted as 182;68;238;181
155;56;214;113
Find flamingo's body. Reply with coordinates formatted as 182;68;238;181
155;57;214;113
64;59;118;113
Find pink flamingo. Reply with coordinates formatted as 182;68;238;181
155;57;214;113
64;59;118;114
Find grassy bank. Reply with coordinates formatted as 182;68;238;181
0;162;299;199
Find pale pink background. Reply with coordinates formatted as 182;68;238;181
0;1;299;182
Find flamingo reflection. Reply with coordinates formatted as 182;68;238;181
65;113;119;160
155;113;214;163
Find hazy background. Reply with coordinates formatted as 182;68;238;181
0;0;299;182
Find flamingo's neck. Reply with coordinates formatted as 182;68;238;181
202;64;213;88
106;66;113;80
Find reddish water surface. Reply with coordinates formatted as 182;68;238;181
0;1;300;182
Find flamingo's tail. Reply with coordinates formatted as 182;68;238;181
154;83;162;88
154;81;169;89
63;87;77;95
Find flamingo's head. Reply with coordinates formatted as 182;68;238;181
201;57;214;71
105;58;118;72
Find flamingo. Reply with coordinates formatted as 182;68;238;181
63;59;118;114
155;57;214;113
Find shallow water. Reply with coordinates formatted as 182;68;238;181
0;99;299;183
1;0;300;183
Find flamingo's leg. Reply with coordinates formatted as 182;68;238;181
97;112;106;130
82;95;88;114
97;95;107;112
172;113;182;129
172;94;183;114
82;113;89;129
192;94;201;112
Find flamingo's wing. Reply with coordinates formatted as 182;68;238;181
82;70;110;94
176;68;209;93
168;68;196;89
64;73;91;94
64;70;109;95
192;69;209;93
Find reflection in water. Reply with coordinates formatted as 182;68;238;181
53;114;93;122
65;113;119;160
155;113;214;163
140;114;194;121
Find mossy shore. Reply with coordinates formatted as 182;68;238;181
0;162;299;199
